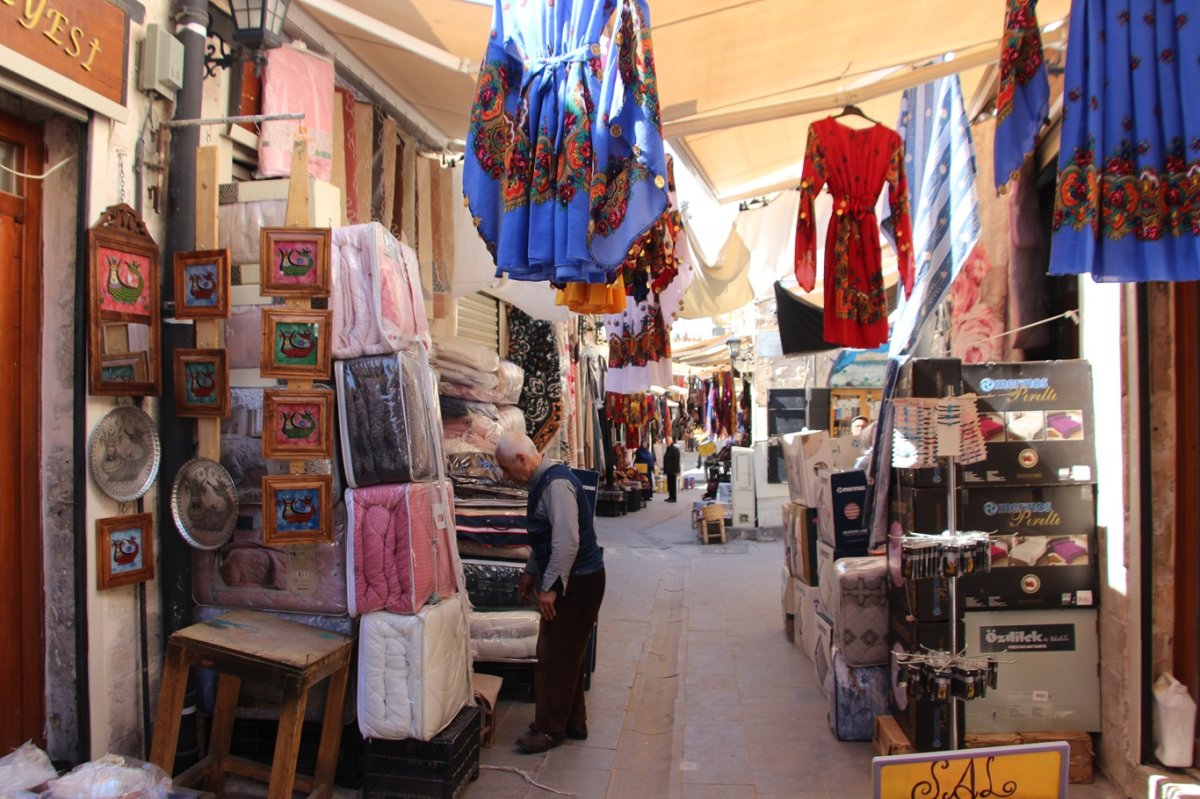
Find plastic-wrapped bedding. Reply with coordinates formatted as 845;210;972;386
494;361;525;405
831;556;889;667
457;541;531;562
827;647;890;741
442;409;504;454
496;405;526;435
222;387;343;504
437;359;500;390
193;605;356;723
219;200;286;267
331;223;429;360
336;350;436;487
192;504;349;615
433;336;500;373
346;479;457;617
462;559;527;609
357;594;472;741
469;610;540;660
440;397;500;421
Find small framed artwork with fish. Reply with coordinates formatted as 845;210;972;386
262;388;334;460
174;349;230;417
260;227;332;297
260;308;332;379
97;513;155;590
173;248;231;319
262;474;333;545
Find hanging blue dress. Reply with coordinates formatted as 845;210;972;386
464;0;669;284
1050;0;1200;281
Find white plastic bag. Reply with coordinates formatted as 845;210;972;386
0;742;57;794
1153;672;1197;768
40;754;170;799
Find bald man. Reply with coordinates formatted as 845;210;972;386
495;432;606;754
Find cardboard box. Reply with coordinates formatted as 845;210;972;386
962;361;1097;486
796;580;820;657
814;611;835;697
962;731;1094;783
817;470;871;551
963;609;1100;733
897;357;963;400
781;565;796;616
888;614;965;751
891;484;1097;537
794;505;820;585
873;715;916;757
780;430;834;506
472;673;504;747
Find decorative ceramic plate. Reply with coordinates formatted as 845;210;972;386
88;406;161;502
171;457;239;550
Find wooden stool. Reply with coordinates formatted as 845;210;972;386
150;610;353;799
699;504;727;545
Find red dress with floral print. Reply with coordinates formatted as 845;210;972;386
794;118;914;349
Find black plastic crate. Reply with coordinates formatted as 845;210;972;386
363;705;482;799
226;716;364;789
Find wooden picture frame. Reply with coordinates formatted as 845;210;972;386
262;388;335;460
262;473;333;545
260;308;332;379
173;248;231;319
100;351;149;385
260;227;332;297
88;204;161;396
97;513;155;590
174;349;230;417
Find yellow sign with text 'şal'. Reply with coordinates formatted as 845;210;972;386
874;741;1069;799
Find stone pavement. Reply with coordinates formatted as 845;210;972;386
463;470;1127;798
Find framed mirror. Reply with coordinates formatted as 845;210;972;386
88;204;161;396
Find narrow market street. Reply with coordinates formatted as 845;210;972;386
466;471;1126;799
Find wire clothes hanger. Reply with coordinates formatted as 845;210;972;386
833;104;881;124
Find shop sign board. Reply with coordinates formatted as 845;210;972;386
873;741;1069;799
1;0;130;120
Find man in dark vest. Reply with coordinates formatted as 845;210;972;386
496;432;606;754
663;436;681;502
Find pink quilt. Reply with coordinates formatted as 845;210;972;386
345;480;458;616
331;223;429;360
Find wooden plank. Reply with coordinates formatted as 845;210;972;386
174;610;352;669
203;673;242;795
268;679;309;799
149;642;190;774
195;146;224;461
285;137;311;229
312;662;350;790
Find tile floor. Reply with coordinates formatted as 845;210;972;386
463;471;1128;799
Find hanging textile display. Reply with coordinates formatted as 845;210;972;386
507;307;563;450
1050;0;1200;282
463;0;669;282
891;395;988;469
603;164;693;394
794;117;914;349
994;0;1050;192
774;281;838;355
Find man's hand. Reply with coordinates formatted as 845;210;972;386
517;573;537;605
537;589;558;621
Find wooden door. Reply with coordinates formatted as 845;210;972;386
0;113;44;750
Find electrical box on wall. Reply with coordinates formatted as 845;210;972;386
139;24;184;101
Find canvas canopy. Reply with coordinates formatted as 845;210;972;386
288;0;1070;202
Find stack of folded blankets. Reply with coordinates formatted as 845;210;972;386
434;337;526;454
329;222;472;742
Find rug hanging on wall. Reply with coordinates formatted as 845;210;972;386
508;307;563;451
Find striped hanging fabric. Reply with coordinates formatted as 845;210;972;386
866;74;984;546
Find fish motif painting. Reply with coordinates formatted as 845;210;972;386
262;474;333;545
174;349;229;418
262;388;334;460
174;249;231;319
260;227;331;297
97;513;155;590
260;308;331;379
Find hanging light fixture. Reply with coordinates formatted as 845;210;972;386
205;0;293;76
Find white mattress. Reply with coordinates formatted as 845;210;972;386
469;610;539;660
357;594;472;741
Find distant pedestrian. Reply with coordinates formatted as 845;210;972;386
663;437;681;502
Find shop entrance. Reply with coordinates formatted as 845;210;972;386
0;111;45;750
